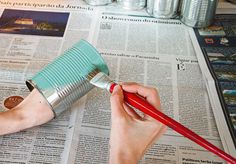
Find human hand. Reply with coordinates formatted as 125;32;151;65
109;83;166;164
0;89;54;135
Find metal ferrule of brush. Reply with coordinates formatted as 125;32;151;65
26;40;109;117
89;72;114;92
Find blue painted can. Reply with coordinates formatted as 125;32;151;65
26;40;109;117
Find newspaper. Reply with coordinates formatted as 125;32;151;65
0;0;231;163
189;13;236;159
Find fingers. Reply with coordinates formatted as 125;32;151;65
121;82;161;110
123;104;142;120
110;85;127;119
111;82;162;123
110;85;143;120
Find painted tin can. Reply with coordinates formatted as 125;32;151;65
146;0;180;19
180;0;218;28
117;0;146;10
84;0;112;6
26;40;109;117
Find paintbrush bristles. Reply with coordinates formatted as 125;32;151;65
86;68;100;81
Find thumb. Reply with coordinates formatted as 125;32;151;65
110;85;126;119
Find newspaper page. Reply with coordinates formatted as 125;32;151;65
66;13;225;163
189;13;236;158
0;0;229;163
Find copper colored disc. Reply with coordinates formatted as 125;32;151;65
3;96;24;110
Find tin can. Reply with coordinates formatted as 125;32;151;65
84;0;112;6
26;40;109;117
180;0;218;28
117;0;146;10
147;0;180;19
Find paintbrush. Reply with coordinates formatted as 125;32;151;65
84;67;236;164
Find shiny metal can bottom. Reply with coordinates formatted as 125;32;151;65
84;0;113;5
146;0;179;19
180;0;218;28
117;0;146;10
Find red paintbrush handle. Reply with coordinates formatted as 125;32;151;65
109;83;236;164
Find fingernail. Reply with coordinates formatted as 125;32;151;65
112;85;121;94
